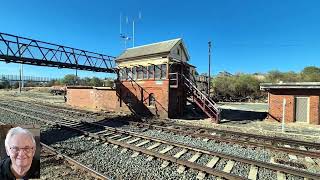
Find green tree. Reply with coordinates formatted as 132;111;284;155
89;77;103;86
234;74;260;97
104;79;114;87
212;76;235;98
0;79;10;89
47;79;62;87
265;70;284;83
62;74;79;85
301;66;320;81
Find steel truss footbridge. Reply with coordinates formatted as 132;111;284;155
0;32;117;73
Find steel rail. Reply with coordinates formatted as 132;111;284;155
41;143;110;180
2;100;319;158
129;122;320;159
0;105;319;179
151;121;320;149
0;105;243;180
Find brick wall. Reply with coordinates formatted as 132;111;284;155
309;96;320;125
268;89;320;125
66;82;170;118
268;94;294;123
94;88;127;112
67;88;96;109
119;80;169;118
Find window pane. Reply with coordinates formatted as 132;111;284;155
155;65;161;79
148;65;154;79
161;64;167;79
123;68;128;80
119;69;123;80
127;68;132;79
132;67;137;80
137;66;143;79
143;66;148;79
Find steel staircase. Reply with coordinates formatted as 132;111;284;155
182;74;220;123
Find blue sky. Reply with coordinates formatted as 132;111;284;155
0;0;319;79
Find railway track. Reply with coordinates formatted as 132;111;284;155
2;100;320;160
128;121;320;158
41;143;109;180
0;102;319;179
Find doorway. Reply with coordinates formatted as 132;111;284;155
295;97;309;123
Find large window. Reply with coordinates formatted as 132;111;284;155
137;66;143;79
148;65;154;79
125;68;130;80
132;67;137;80
119;69;124;80
155;65;161;79
143;66;148;79
122;68;128;80
127;68;132;79
161;64;167;79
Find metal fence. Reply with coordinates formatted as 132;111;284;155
0;74;58;82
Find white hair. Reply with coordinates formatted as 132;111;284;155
5;127;36;150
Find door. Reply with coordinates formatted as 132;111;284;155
295;97;309;123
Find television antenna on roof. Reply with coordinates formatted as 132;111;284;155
119;13;131;49
119;12;142;49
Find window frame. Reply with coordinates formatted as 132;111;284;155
132;66;137;80
148;65;154;79
161;64;167;79
143;66;148;79
155;65;161;79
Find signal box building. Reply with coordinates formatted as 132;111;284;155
67;38;219;122
260;82;320;125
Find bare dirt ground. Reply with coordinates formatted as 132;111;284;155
1;89;319;143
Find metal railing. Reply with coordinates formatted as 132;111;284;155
182;74;220;121
0;32;116;73
0;74;57;82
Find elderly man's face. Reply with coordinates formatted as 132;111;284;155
7;133;35;168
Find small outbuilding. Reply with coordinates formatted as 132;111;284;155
260;82;320;125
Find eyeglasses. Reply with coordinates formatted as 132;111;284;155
10;146;34;154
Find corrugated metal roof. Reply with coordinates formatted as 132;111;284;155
260;82;320;90
116;38;182;61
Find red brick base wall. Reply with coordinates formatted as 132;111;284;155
268;89;320;125
66;80;170;118
118;80;169;118
67;87;130;112
309;96;320;125
67;88;96;109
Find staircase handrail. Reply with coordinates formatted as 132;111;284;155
182;74;220;114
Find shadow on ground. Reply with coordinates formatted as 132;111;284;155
220;108;267;124
96;114;142;128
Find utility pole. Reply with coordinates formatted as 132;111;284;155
75;68;78;85
208;41;211;97
21;64;24;88
19;69;21;93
